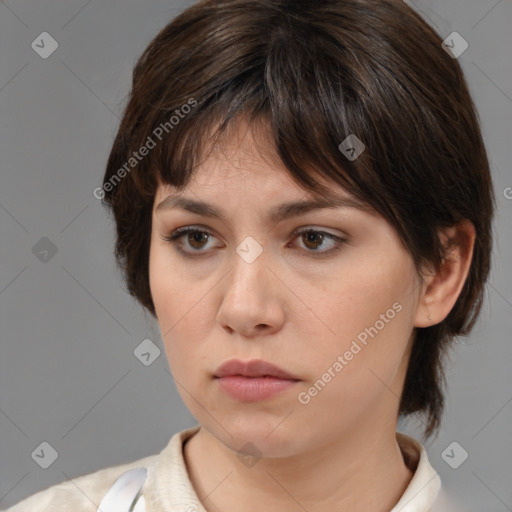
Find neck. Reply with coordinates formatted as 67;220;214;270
183;418;414;512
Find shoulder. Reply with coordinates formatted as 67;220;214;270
2;454;157;512
3;426;202;512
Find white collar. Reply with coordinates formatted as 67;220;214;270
391;433;442;511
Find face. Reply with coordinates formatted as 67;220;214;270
149;118;423;458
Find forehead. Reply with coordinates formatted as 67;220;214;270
153;146;374;225
159;116;289;191
154;115;362;206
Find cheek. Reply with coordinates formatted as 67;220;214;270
149;246;172;324
149;242;213;375
308;248;417;377
295;268;415;428
149;239;191;322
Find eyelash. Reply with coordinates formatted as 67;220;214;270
161;225;347;259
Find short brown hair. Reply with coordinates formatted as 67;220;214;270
101;0;495;438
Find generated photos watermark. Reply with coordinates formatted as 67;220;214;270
93;97;197;200
298;301;403;405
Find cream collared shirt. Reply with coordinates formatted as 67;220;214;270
3;425;459;512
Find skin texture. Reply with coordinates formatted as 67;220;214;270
148;117;475;512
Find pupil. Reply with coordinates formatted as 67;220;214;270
306;232;322;248
191;232;207;247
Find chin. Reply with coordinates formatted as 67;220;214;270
208;416;304;459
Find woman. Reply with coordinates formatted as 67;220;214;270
4;0;494;510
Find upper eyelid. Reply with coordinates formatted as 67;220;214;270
168;224;345;239
165;225;347;249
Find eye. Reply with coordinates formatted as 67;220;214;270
161;226;347;258
289;228;346;257
161;226;220;256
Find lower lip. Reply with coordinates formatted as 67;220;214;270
215;376;299;402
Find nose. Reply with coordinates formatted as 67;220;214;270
216;243;286;338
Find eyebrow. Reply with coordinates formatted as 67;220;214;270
155;194;371;224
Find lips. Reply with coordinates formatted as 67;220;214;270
214;359;300;402
214;358;300;380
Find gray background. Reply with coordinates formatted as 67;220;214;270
0;0;511;510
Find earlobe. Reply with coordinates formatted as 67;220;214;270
414;220;476;328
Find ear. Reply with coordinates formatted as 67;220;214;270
414;219;476;328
